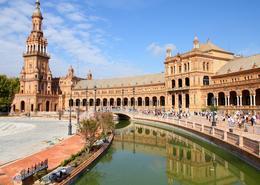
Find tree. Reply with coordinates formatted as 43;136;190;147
0;75;19;112
78;119;100;153
95;112;114;135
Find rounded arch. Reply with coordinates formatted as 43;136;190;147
207;93;214;106
172;80;175;88
46;101;50;112
145;97;150;106
203;76;209;86
152;96;157;106
96;98;101;106
103;98;108;106
116;98;121;106
218;92;225;106
185;77;190;87
110;98;114;106
123;98;128;106
89;99;94;106
69;99;73;107
230;91;237;106
242;90;250;106
82;99;87;106
76;99;80;107
256;89;260;106
138;97;142;106
20;101;25;112
160;96;165;106
131;97;135;106
185;94;190;108
178;79;183;88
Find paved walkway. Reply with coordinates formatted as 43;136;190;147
0;135;84;185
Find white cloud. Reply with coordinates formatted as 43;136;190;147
0;0;141;78
146;42;177;56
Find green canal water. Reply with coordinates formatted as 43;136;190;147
75;120;260;185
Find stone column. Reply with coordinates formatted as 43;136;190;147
250;95;253;106
253;95;256;106
175;94;179;110
227;96;230;106
237;96;239;106
240;96;243;106
182;93;186;110
216;97;219;106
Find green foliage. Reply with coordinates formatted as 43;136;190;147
209;105;218;112
78;112;114;153
79;119;100;153
0;75;19;111
201;108;207;112
60;148;86;166
95;112;115;135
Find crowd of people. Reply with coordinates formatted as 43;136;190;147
110;107;259;133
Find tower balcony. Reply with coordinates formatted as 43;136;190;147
23;51;50;58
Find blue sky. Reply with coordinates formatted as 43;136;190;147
0;0;259;78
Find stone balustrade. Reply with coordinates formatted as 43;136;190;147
116;111;260;158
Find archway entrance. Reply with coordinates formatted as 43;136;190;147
207;93;214;106
242;90;250;106
152;97;157;106
256;89;260;105
20;101;25;112
160;96;165;107
110;98;114;107
218;92;225;106
123;98;128;106
230;91;237;106
103;99;108;106
185;94;189;108
138;97;142;106
145;97;150;106
46;101;50;112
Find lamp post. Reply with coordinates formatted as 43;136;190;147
133;87;135;111
77;98;80;126
94;85;97;113
85;86;88;112
121;89;124;110
68;89;72;135
211;97;217;127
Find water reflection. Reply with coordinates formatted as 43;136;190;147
75;122;260;185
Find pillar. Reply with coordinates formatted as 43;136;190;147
240;96;243;106
237;96;239;106
227;96;230;106
175;94;179;110
182;93;186;110
216;97;219;106
250;95;253;106
253;95;256;106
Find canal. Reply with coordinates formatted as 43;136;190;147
75;120;260;185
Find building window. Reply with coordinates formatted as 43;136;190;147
206;62;209;71
179;66;182;73
203;76;210;86
203;62;205;71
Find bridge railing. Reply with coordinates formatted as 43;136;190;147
111;109;260;158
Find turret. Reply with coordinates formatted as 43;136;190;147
87;70;93;80
193;35;200;49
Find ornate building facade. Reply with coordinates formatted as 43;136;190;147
11;0;260;114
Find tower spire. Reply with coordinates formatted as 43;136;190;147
32;0;42;19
